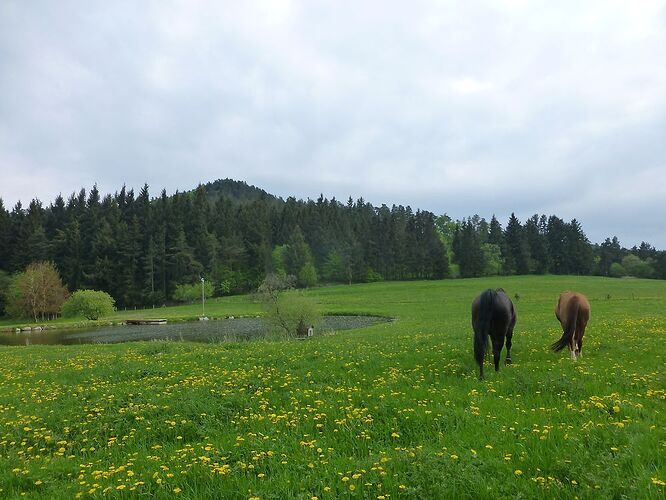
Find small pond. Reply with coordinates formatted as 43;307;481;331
0;316;391;346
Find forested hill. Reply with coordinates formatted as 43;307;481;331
0;181;446;308
0;179;664;311
202;178;278;205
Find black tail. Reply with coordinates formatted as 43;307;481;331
474;289;495;367
551;297;579;352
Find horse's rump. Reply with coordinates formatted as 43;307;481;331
472;288;516;378
551;292;590;352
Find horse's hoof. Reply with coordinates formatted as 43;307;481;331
505;358;512;365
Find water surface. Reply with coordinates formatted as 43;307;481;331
0;316;390;346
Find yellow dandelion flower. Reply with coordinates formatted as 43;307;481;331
514;470;523;476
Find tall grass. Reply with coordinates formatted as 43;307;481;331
0;275;664;498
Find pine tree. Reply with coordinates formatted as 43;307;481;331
453;219;484;278
504;213;530;274
524;214;549;274
546;216;569;274
0;199;10;271
597;236;623;276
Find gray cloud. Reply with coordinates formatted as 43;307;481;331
1;0;665;247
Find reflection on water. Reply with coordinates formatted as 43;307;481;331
0;316;390;346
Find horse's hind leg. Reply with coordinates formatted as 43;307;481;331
578;327;585;358
505;326;514;365
569;337;577;361
492;336;504;372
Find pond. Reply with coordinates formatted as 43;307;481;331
0;315;391;346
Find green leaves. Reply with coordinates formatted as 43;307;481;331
61;289;115;320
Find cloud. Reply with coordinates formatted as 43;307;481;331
0;0;665;247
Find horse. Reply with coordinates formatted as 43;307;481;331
471;288;517;380
551;292;590;360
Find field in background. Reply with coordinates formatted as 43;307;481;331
0;275;664;498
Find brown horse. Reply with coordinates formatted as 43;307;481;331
551;292;590;360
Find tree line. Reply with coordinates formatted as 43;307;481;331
0;180;446;313
444;213;666;279
0;179;664;317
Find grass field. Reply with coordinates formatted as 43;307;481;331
0;275;665;498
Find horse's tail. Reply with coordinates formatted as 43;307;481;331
474;289;495;366
551;296;579;352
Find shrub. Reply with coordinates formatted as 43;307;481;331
298;262;318;288
258;273;319;338
61;289;115;320
609;262;626;278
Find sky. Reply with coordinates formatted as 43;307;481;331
1;1;665;248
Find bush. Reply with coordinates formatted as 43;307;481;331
61;290;115;320
365;268;383;283
258;273;319;338
298;262;318;288
609;262;626;278
621;255;653;278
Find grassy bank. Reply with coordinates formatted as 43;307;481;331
0;293;265;332
0;275;664;498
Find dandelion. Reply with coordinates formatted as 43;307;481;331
652;478;666;486
515;470;523;476
174;487;182;494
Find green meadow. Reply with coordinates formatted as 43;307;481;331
0;275;664;499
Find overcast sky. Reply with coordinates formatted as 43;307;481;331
1;1;665;248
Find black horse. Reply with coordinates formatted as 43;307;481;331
471;288;516;380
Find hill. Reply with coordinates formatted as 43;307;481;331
200;178;279;205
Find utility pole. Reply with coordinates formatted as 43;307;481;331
201;277;205;318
